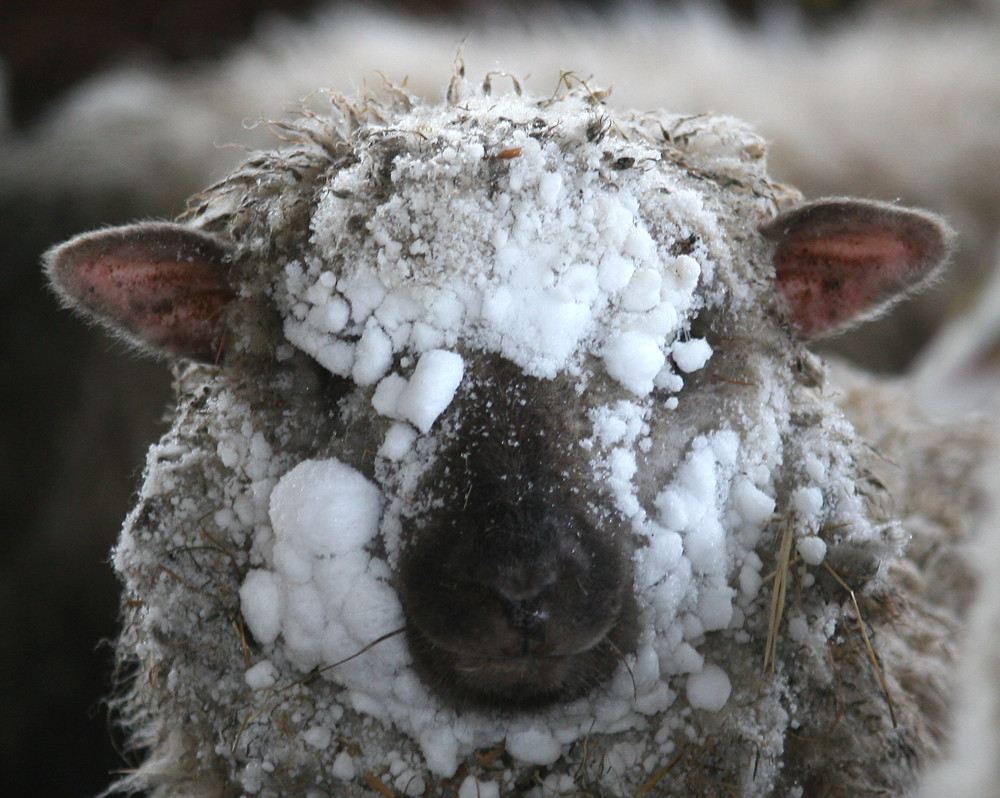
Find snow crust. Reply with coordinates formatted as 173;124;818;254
280;93;712;396
119;87;894;795
240;459;401;680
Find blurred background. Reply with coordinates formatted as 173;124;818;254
2;1;997;794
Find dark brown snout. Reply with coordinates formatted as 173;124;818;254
396;360;638;710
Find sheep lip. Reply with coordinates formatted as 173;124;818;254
450;652;586;703
454;653;571;673
409;604;623;660
439;624;616;661
403;615;633;709
400;575;639;708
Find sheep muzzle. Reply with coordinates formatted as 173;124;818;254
395;358;639;709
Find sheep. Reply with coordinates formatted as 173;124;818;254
43;74;997;797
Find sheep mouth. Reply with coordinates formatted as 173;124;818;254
402;598;638;711
461;649;578;677
451;653;590;706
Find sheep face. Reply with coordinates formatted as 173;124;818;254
45;84;959;797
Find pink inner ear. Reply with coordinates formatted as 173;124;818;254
49;225;235;361
774;229;918;338
78;250;234;360
763;200;952;339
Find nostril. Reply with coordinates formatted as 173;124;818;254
514;603;549;628
509;600;549;635
481;570;559;634
489;598;551;657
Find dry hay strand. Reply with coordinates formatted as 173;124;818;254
763;518;795;676
822;560;898;729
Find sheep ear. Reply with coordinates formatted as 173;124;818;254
44;223;236;362
760;198;954;339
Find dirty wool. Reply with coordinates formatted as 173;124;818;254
46;77;993;797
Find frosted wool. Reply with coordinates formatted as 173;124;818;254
797;536;827;566
293;100;710;395
792;486;824;519
504;728;563;766
458;777;501;798
671;337;712;373
352;324;393;385
732;479;776;527
372;350;465;434
239;571;282;645
43;71;994;798
243;660;277;690
603;331;666;396
240;460;407;678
